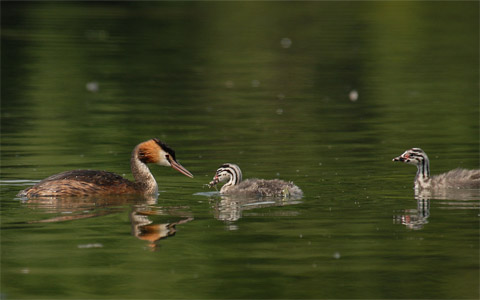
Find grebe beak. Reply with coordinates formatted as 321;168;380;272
207;175;219;188
392;156;405;162
168;157;194;178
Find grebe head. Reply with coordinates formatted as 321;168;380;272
137;139;193;178
209;163;242;187
393;148;428;166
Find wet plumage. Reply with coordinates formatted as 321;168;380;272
393;148;480;190
208;163;303;198
17;139;193;198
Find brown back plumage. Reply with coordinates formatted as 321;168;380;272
17;170;138;197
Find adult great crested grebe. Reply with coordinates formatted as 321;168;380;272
17;139;193;198
393;148;480;190
207;163;303;198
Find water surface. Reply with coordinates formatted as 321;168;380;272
1;2;478;299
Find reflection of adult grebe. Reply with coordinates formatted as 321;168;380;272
208;163;303;198
130;205;194;249
17;139;193;198
393;148;480;190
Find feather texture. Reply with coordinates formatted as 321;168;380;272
393;148;480;190
209;163;303;198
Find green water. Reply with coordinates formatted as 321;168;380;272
1;2;479;299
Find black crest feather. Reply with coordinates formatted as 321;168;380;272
153;138;176;161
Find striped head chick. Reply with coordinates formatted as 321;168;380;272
393;148;429;167
393;147;430;187
393;147;480;191
208;163;242;193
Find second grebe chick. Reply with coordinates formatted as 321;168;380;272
393;148;480;190
17;139;193;198
208;163;303;198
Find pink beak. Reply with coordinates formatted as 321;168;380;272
208;175;220;188
169;158;194;178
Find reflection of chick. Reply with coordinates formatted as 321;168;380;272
393;148;480;190
394;198;430;230
208;163;303;198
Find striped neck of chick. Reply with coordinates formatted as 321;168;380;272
393;148;431;188
213;163;242;193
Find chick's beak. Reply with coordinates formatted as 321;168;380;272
392;156;405;162
169;157;194;178
208;175;219;188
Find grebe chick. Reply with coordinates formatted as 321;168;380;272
208;163;303;198
393;148;480;190
17;139;193;198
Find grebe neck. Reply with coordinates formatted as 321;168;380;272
415;155;431;187
131;146;158;195
415;156;430;180
219;164;242;193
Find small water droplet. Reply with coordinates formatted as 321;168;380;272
349;89;358;102
280;37;292;48
276;108;284;115
333;252;341;259
86;81;99;92
85;29;109;41
78;243;103;249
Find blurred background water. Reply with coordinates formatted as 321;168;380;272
1;2;478;299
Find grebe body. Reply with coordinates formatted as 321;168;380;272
17;139;193;198
393;148;480;190
208;163;303;198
